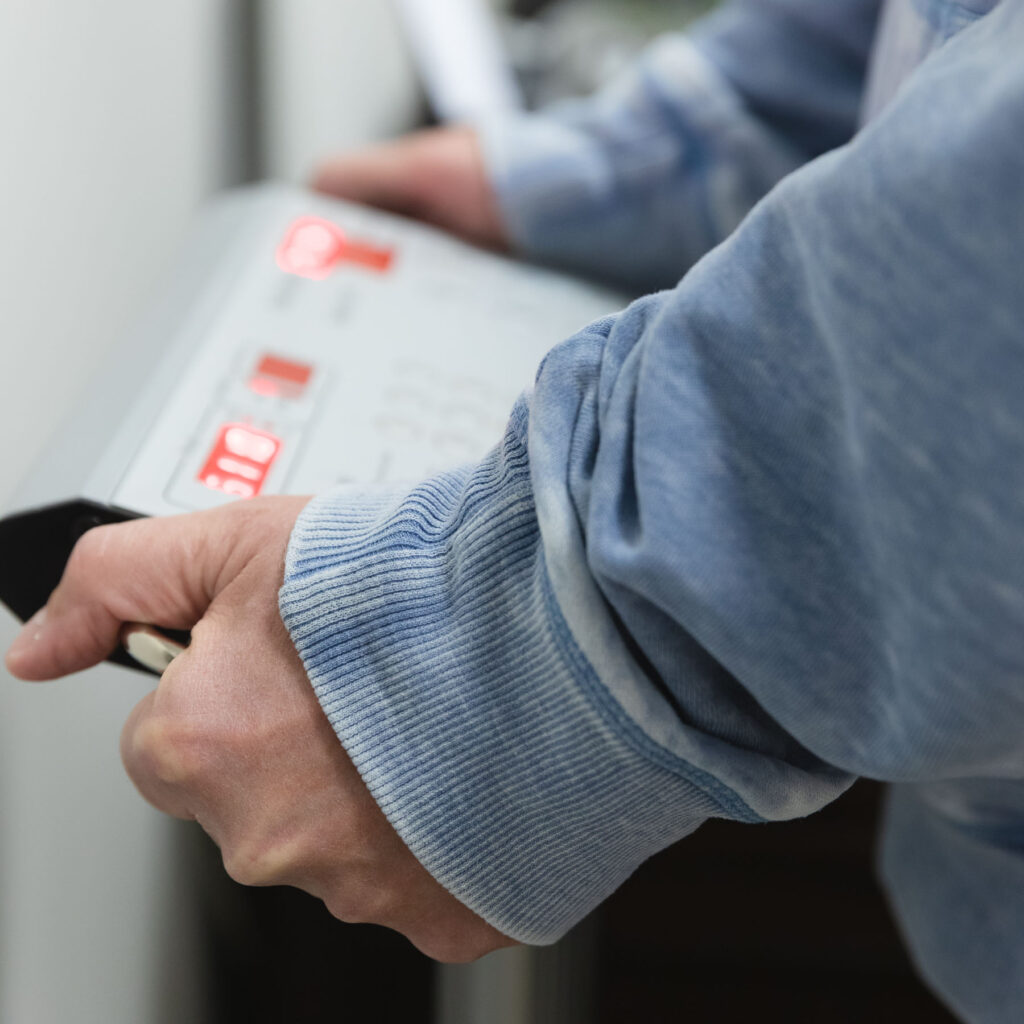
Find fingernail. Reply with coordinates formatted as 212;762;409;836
6;607;48;665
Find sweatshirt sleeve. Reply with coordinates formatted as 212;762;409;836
280;2;1024;953
477;0;882;291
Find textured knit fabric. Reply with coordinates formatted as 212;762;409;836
280;1;1024;1020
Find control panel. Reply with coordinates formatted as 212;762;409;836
113;193;623;517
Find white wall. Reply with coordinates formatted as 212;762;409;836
0;1;239;506
0;3;442;1020
260;0;421;181
0;4;238;1022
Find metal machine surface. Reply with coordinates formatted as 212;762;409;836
0;183;623;634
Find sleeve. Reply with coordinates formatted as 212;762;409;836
279;3;1024;951
477;0;882;291
880;779;1024;1023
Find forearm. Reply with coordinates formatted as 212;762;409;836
479;0;881;291
282;0;1024;948
280;394;850;944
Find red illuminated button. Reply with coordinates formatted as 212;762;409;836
198;423;282;499
276;216;394;279
335;239;394;273
249;353;314;400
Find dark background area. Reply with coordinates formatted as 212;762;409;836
596;781;957;1023
196;780;958;1023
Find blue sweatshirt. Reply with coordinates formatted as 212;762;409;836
279;2;1024;1020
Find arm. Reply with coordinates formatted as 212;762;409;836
4;498;511;962
283;0;1024;949
479;0;883;289
7;0;1023;980
313;1;882;292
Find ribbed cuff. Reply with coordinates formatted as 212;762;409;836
279;401;720;943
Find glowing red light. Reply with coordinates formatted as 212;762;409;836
198;423;282;499
276;217;394;279
248;354;314;400
248;376;281;398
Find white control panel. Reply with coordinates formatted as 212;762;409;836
112;190;624;516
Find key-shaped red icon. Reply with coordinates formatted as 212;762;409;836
276;216;394;279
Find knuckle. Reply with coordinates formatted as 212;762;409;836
222;838;302;889
183;617;215;652
416;930;511;965
129;716;203;787
222;848;265;888
422;942;483;965
323;880;399;926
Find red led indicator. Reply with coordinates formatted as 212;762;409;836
248;354;314;400
198;423;281;499
276;216;394;279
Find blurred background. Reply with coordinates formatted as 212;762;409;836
0;2;957;1022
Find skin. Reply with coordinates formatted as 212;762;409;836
5;130;514;960
311;126;510;250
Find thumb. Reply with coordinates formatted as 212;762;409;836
4;513;223;681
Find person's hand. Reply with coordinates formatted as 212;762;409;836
312;126;510;251
4;497;513;963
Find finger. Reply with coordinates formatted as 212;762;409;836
5;513;220;681
120;687;197;821
310;142;425;216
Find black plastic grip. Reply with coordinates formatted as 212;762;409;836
0;500;189;674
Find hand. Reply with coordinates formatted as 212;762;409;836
312;126;510;251
4;497;513;963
